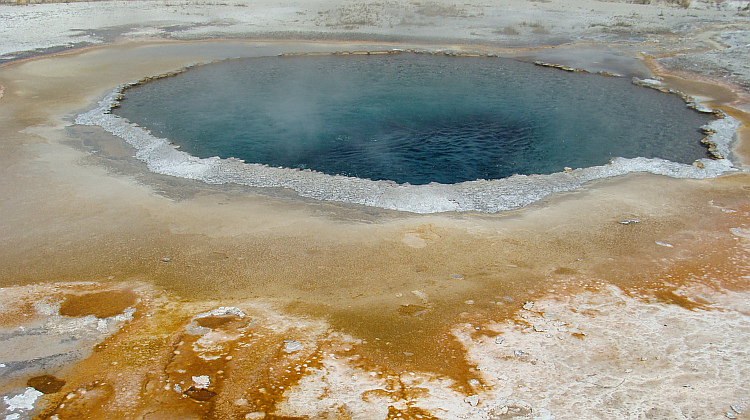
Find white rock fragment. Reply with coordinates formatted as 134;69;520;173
619;219;640;224
464;395;479;406
3;387;44;411
495;336;505;344
731;405;743;414
194;307;246;319
113;307;136;322
192;375;210;389
634;77;663;87
725;412;737;419
655;241;674;248
522;301;534;310
283;340;303;353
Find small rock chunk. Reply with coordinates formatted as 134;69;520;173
619;219;640;225
283;340;303;353
192;375;210;389
464;395;479;406
514;350;528;358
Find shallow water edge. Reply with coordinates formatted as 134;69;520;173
75;49;742;214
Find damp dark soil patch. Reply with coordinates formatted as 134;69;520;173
59;289;138;318
27;375;66;394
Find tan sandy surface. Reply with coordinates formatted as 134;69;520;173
1;0;750;419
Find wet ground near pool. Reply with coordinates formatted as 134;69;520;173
1;40;749;419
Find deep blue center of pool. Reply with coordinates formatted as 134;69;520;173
114;54;711;185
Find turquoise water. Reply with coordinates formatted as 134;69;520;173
114;54;711;185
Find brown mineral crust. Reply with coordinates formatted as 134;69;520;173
0;297;38;327
386;404;441;419
195;315;236;329
21;190;750;418
59;289;138;318
27;375;66;394
44;381;115;419
183;386;217;401
591;199;750;295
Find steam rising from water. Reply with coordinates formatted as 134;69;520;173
76;53;740;213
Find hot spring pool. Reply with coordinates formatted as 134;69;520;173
77;51;738;213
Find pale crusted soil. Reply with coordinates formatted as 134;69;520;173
1;0;750;419
1;0;749;89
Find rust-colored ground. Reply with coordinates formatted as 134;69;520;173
0;40;748;419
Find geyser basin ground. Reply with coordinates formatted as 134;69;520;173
1;29;750;420
80;51;739;213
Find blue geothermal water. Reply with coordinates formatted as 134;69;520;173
113;54;711;185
